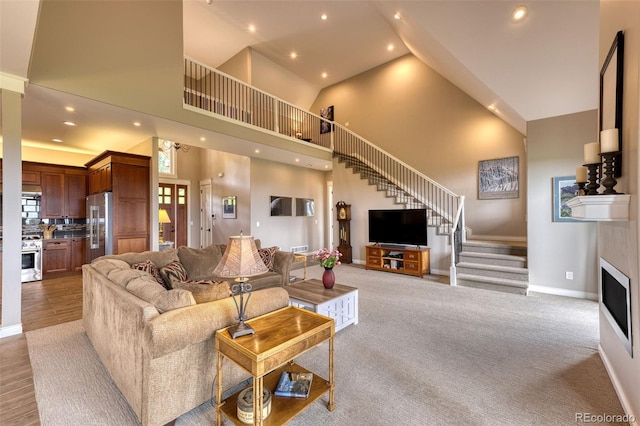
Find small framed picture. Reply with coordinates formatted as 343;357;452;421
222;196;237;219
552;176;579;222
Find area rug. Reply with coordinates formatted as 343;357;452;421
27;265;627;425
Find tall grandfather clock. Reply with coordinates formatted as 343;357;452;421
336;201;352;264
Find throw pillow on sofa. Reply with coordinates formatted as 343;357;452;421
132;260;165;287
177;244;223;280
125;274;194;313
258;246;277;271
171;280;232;304
159;260;189;288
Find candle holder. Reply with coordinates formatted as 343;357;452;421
600;151;621;195
576;182;586;196
584;163;601;195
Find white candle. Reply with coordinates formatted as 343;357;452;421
576;166;587;183
601;128;619;153
583;142;600;164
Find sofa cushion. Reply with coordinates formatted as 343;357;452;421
132;260;164;287
107;268;154;288
258;246;277;272
97;249;179;269
125;275;194;313
170;280;232;304
177;245;223;280
91;258;131;276
159;260;189;288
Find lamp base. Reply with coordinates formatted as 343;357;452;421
228;321;255;339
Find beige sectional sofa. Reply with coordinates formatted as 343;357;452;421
82;244;294;426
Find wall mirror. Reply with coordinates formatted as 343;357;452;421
599;30;624;177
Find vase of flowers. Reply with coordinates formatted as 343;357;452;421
312;248;342;289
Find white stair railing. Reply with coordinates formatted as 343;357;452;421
183;57;467;282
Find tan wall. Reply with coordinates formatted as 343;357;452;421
199;150;251;244
527;111;598;297
310;54;527;237
218;47;252;84
598;0;640;419
250;158;328;252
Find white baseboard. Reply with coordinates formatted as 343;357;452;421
467;235;527;243
0;323;23;338
528;284;597;301
598;344;639;426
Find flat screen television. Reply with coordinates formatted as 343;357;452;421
368;209;428;247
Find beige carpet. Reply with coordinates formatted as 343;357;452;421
27;264;627;425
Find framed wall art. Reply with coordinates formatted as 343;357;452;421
222;196;237;219
478;156;519;200
320;105;334;134
552;176;579;222
270;196;292;216
295;198;315;217
599;30;624;177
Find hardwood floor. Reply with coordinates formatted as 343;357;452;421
0;274;83;426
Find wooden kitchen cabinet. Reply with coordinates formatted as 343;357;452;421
71;238;86;271
32;163;87;219
41;172;65;218
86;151;150;254
42;239;71;275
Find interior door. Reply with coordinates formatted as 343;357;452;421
200;180;213;248
159;183;188;247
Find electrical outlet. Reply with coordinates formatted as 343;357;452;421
566;271;574;280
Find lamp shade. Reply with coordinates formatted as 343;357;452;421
158;209;171;224
212;235;268;279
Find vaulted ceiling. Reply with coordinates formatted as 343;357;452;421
1;0;600;160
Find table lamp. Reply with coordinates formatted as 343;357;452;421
212;234;268;338
158;209;171;242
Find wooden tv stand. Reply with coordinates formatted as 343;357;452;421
365;245;430;278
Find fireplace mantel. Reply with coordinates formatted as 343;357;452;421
566;194;630;221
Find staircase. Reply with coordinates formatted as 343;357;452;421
456;240;529;295
334;152;454;235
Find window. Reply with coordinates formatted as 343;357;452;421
158;139;177;177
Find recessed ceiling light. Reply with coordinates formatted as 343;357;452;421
63;121;76;126
200;137;206;142
64;106;75;112
512;5;528;23
295;158;300;162
321;72;328;79
324;165;329;169
255;149;260;154
394;12;401;20
387;44;394;52
248;24;256;33
51;138;63;143
321;14;327;21
290;52;297;59
133;121;141;127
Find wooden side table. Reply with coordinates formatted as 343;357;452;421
215;306;335;425
292;252;310;281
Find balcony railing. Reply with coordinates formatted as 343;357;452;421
183;57;467;282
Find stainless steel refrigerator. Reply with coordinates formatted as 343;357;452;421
86;192;113;263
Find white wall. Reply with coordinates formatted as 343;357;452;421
527;110;599;298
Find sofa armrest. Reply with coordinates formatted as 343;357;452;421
143;287;289;359
273;251;295;286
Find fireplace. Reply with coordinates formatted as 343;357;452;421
600;258;633;357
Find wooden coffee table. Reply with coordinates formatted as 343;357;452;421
215;306;335;426
285;279;358;332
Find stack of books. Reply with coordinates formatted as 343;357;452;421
274;371;313;398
